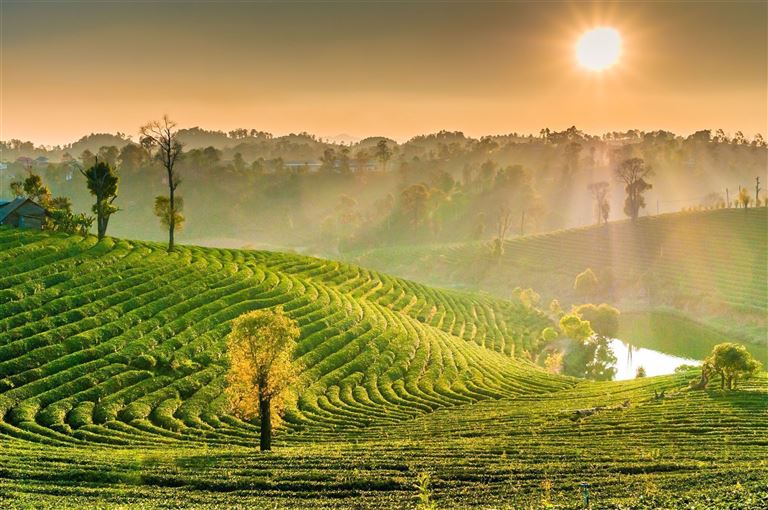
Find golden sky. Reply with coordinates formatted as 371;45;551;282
2;1;766;145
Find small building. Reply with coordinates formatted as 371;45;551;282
0;198;47;229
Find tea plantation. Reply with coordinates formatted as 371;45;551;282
350;208;768;345
1;227;766;509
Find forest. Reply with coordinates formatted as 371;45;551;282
2;126;765;255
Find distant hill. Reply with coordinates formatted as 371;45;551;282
350;208;768;344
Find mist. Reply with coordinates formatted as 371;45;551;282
2;126;765;258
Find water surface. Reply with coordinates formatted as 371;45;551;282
609;339;699;380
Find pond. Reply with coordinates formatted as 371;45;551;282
609;339;699;380
611;311;767;380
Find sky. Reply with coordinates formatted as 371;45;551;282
1;1;766;146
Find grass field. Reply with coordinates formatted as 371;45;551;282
350;208;768;346
1;227;766;509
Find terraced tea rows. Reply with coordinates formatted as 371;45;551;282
2;370;766;508
0;227;567;448
2;227;767;508
351;208;768;342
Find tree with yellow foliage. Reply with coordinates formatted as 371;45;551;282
225;307;301;451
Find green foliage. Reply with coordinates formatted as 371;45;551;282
353;209;767;346
558;313;593;341
131;354;157;370
616;157;653;221
0;229;765;506
573;268;599;300
574;303;620;338
154;195;185;231
558;313;617;380
512;287;541;309
706;343;762;390
81;160;119;239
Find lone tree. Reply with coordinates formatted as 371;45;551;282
375;139;392;172
587;181;611;225
225;307;301;451
615;157;653;221
574;268;599;301
81;160;119;240
705;343;762;390
493;205;513;256
737;186;752;209
140;116;184;251
11;173;51;204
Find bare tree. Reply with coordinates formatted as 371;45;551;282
615;158;653;222
493;205;513;256
140;116;184;251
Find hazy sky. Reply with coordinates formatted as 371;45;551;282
2;1;766;146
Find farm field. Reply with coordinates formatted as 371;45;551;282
3;372;767;509
349;208;768;347
1;227;766;508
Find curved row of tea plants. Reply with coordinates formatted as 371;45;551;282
0;227;568;448
1;370;766;509
350;208;768;343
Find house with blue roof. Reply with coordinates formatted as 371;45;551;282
0;198;47;229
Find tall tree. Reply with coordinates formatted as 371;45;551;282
14;173;52;205
564;142;583;177
117;144;148;173
80;160;119;240
225;307;301;451
140;116;184;251
375;140;392;172
493;205;513;256
399;183;431;228
737;186;751;209
587;181;611;225
615;157;653;221
80;149;97;169
97;146;120;168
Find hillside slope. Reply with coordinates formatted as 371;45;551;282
2;371;767;508
2;228;767;508
350;208;767;343
0;227;567;446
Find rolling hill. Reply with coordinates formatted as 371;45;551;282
350;208;768;345
0;226;564;445
1;227;766;509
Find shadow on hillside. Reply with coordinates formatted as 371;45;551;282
701;387;768;414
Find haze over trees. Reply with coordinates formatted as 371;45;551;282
2;126;765;250
587;181;611;225
615;157;653;222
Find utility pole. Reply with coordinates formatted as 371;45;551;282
756;177;762;207
726;187;730;208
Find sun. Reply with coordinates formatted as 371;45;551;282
576;27;621;71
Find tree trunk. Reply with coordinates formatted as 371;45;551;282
168;167;175;252
259;396;271;451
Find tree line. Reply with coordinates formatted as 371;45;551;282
4;123;766;253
